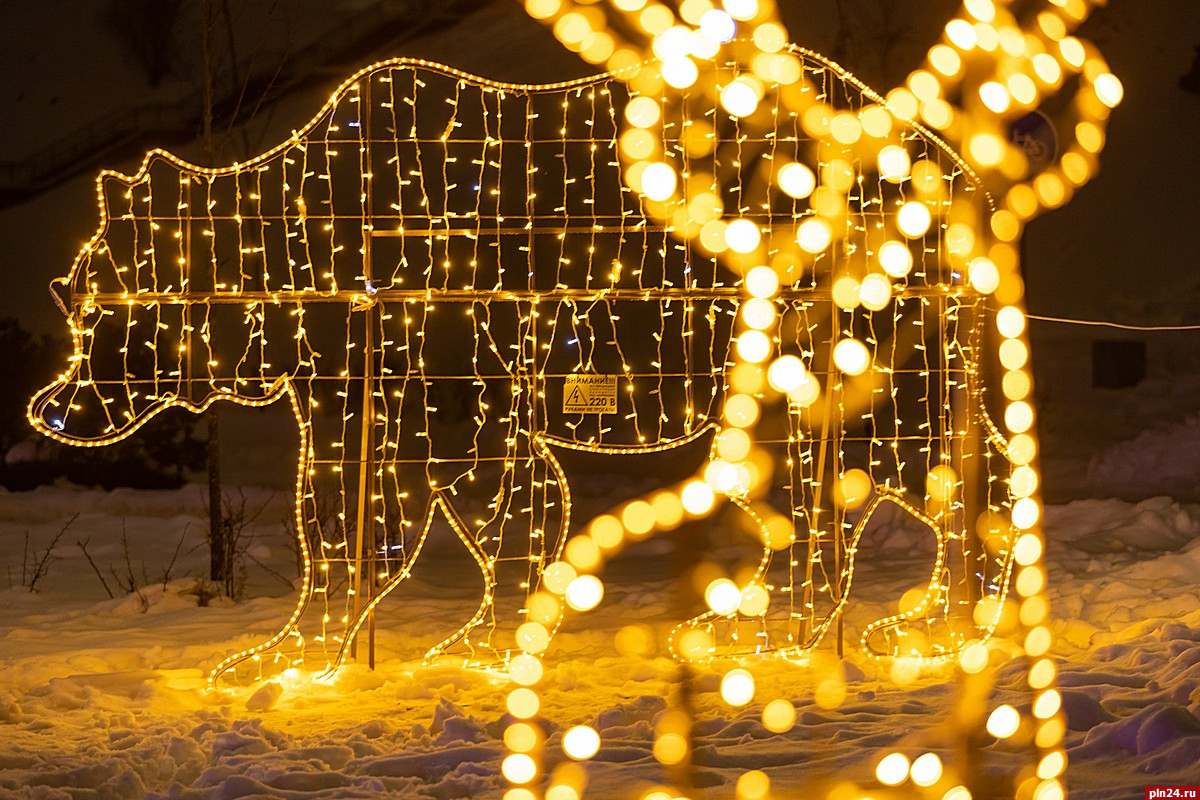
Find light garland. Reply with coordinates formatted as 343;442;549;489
26;0;1118;796
514;0;1117;798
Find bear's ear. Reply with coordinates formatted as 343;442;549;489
898;0;1121;231
98;171;134;227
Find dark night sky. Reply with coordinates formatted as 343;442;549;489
1;0;1197;334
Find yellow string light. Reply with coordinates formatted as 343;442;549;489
515;0;1119;796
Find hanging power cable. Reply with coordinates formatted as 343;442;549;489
1025;314;1200;332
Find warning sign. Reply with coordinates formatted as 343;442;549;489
563;374;618;414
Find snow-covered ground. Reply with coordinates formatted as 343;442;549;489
3;406;1200;799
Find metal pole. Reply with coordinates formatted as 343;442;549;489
351;312;376;666
351;78;377;668
201;0;225;595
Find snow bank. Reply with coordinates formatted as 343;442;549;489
2;484;1200;798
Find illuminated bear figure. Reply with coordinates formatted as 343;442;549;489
31;51;1032;684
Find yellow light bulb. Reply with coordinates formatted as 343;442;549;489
615;623;655;656
590;514;625;549
720;668;755;706
502;753;538;784
822;158;856;192
908;70;941;101
930;45;961;76
681;481;715;515
766;355;808;393
562;725;602;760
777;162;816;199
860;105;893;137
858;274;892;311
833;338;871;375
829;112;862;144
639;4;673;33
721;79;761;118
661;56;699;89
762;698;796;732
507;688;541;719
1006;400;1034;433
1000;338;1029;370
706;578;741;615
724;218;761;253
751;21;786;52
987;704;1020;738
1009;433;1037;465
1034;53;1062;85
1012;498;1040;530
716;427;752;462
542;561;577;595
736;330;772;363
946;222;975;256
744;265;780;298
510;654;544;686
524;0;561;20
1039;751;1066;780
652;26;692;60
678;628;714;659
875;752;910;786
969;257;1000;294
722;0;758;21
1009;73;1037;105
911;753;943;786
653;732;689;765
836;469;872;508
527;592;562;625
979;81;1011;113
640;162;677;201
946;19;977;49
896;201;932;238
651;492;684;527
620;129;657;160
724;393;759;427
516;621;551;654
960;642;989;674
504;721;540;753
786;373;820;407
969;132;1006;166
741;297;776;330
736;770;771;800
1011;465;1039;497
886;87;919;119
565;535;601;570
1060;36;1086;66
738;584;769;616
624;96;662;128
831;277;861;310
621;501;655;538
700;9;737;43
797;217;833;253
878;240;913;277
1014;532;1043;565
964;0;995;22
547;782;578;800
877;145;911;183
565;575;605;611
997;305;1026;338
